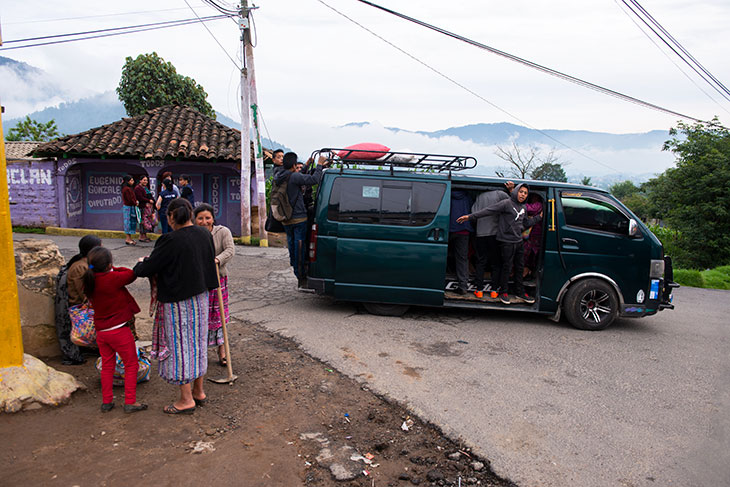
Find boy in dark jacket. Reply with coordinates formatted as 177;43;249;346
457;183;542;305
448;190;473;295
273;152;329;288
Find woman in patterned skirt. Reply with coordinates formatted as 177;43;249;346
121;175;138;245
193;203;235;367
134;198;218;414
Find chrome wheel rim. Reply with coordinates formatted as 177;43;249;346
579;289;612;323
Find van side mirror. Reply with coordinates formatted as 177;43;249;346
628;218;639;237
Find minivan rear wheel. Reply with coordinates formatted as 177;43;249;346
363;303;409;317
563;279;618;330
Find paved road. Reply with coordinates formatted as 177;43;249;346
21;233;730;487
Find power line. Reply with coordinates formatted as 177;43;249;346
2;7;194;25
314;0;618;172
353;0;707;124
620;0;730;100
183;0;240;70
0;14;233;51
614;0;730;116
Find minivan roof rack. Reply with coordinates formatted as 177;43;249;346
311;148;477;173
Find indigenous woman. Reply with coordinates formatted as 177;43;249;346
121;175;138;245
134;175;155;242
134;198;218;414
193;203;235;366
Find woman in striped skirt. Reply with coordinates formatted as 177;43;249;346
134;198;218;414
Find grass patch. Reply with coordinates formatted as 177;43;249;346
12;225;45;234
674;265;730;289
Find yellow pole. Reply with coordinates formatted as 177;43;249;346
0;105;25;366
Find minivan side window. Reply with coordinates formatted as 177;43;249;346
328;177;446;226
560;191;631;235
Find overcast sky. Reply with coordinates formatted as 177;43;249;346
1;0;729;174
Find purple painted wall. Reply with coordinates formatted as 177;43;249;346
8;160;60;227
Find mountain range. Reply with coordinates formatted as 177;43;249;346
1;55;675;187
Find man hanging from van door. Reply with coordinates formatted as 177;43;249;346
470;181;514;299
274;152;329;289
457;183;542;305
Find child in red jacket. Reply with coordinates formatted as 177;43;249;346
84;247;147;413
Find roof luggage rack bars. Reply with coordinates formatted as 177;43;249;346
311;148;477;173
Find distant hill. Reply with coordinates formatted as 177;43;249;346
4;90;289;152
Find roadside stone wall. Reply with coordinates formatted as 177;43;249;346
14;239;65;358
8;160;60;227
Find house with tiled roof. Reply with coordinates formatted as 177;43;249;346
29;105;268;235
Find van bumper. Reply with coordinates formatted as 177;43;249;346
307;277;326;294
659;256;679;310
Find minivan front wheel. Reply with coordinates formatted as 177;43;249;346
563;279;618;330
363;303;410;317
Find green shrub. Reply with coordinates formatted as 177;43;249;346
648;224;693;269
701;269;730;290
715;265;730;277
12;226;45;234
674;269;703;288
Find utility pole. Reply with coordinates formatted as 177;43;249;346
238;2;252;244
0;26;24;367
245;29;268;247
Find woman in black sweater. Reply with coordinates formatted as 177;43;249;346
134;198;218;414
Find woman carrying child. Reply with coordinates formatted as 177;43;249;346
84;246;147;413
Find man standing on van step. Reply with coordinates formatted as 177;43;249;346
470;182;514;299
274;152;329;289
457;183;541;305
448;190;473;295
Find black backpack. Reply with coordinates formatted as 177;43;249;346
270;173;293;222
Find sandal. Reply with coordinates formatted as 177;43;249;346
194;397;208;407
125;241;136;246
139;238;152;243
218;356;228;367
163;404;196;415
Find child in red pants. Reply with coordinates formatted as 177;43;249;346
84;246;147;413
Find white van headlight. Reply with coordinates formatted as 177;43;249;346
650;259;665;278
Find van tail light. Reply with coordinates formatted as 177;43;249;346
309;224;318;262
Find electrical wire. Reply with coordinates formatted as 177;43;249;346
614;0;730;116
352;0;706;124
0;15;233;51
183;0;240;69
619;0;730;101
314;0;618;172
3;7;194;25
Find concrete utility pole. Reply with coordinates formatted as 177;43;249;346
239;2;252;244
0;29;24;368
237;1;268;245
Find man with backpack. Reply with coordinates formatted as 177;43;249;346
272;152;329;288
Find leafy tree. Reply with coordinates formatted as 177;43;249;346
608;180;640;200
580;176;592;186
531;162;567;182
5;116;61;141
117;52;215;118
494;142;559;179
649;118;730;268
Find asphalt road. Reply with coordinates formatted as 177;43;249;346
21;233;730;487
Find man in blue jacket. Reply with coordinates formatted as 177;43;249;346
273;152;329;288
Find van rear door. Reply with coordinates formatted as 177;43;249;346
327;175;450;306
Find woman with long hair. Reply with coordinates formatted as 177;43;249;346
134;175;155;242
121;175;138;245
193;203;235;366
134;198;218;414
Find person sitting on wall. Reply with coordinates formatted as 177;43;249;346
179;174;195;206
273;152;329;289
53;234;102;365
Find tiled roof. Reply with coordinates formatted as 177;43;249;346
32;105;247;162
4;141;45;161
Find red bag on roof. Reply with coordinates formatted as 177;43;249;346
337;143;390;160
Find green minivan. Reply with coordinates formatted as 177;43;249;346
305;149;677;330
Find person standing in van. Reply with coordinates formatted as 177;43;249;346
470;182;514;299
273;152;329;289
457;183;541;305
448;190;473;295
